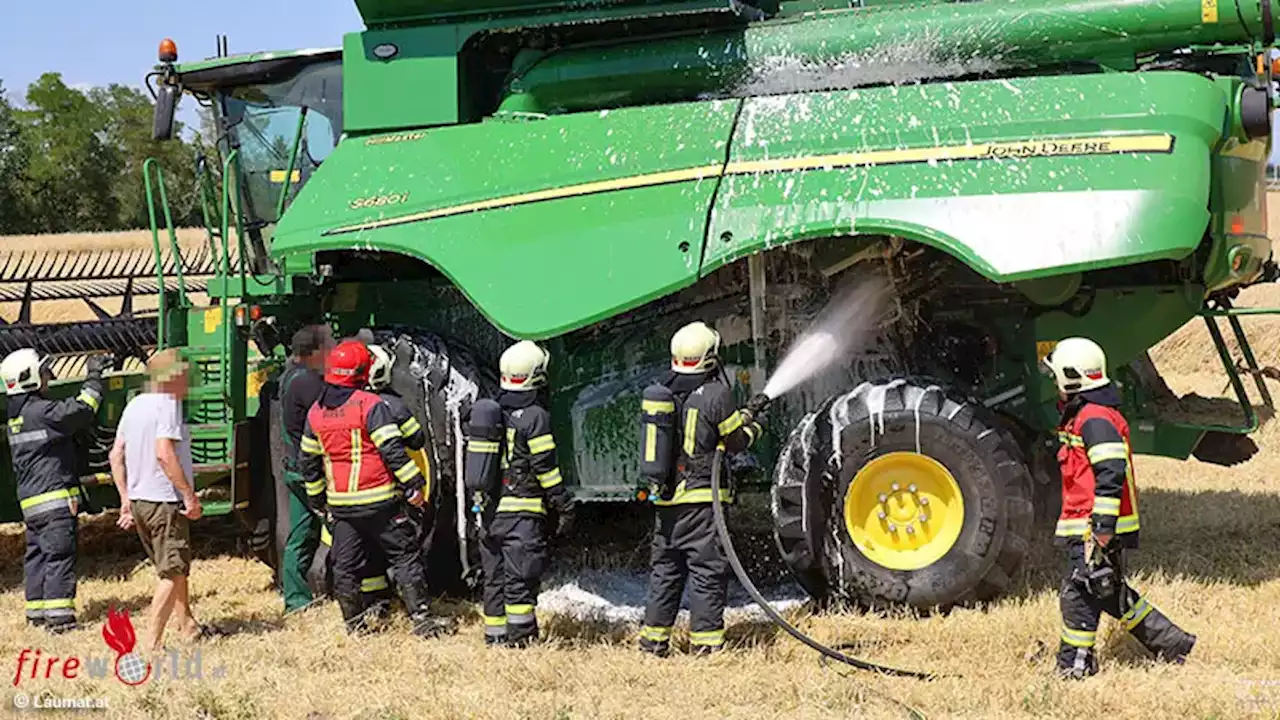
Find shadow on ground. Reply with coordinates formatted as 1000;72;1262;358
1011;486;1280;599
0;511;249;592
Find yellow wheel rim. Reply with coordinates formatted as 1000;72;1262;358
843;452;965;571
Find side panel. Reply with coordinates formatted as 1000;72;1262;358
272;99;741;339
706;72;1224;279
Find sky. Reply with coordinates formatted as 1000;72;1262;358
0;0;362;134
1;0;1279;162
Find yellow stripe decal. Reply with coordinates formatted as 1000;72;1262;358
642;399;675;414
400;416;422;437
324;134;1175;236
528;434;556;454
537;468;563;489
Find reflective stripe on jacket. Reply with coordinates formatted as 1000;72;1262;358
299;388;423;511
653;375;760;507
1056;401;1139;540
8;376;103;519
494;391;571;517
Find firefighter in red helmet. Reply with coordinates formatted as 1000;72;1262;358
1043;337;1194;678
298;339;453;637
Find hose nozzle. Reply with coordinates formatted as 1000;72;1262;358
746;392;771;418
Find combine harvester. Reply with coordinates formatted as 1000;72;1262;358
3;0;1279;612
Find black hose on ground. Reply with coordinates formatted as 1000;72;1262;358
708;446;938;681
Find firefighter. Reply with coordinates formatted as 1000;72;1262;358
277;324;334;615
464;340;575;648
638;321;763;656
3;349;109;632
1043;336;1196;678
352;343;433;615
298;339;453;638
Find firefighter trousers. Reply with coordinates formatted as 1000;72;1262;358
24;507;78;628
1058;541;1195;675
330;502;428;626
641;503;729;653
320;523;393;606
479;512;548;645
282;471;321;613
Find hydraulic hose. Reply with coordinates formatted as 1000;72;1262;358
709;446;938;681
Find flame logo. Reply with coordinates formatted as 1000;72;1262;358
102;607;150;686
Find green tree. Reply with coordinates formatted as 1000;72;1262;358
16;73;122;233
90;83;200;229
0;80;33;233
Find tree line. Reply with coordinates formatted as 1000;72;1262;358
0;73;212;235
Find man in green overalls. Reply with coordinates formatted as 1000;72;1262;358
278;325;335;614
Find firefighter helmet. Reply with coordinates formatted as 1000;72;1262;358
1042;337;1109;394
0;348;46;396
325;340;372;388
500;341;550;391
670;321;721;374
368;344;393;391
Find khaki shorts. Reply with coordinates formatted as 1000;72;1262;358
132;499;192;578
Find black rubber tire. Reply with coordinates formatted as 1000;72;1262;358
375;327;499;599
772;379;1034;612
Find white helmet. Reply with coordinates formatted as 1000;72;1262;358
500;340;550;392
670;321;721;374
1;348;46;396
1042;337;1109;394
367;344;393;391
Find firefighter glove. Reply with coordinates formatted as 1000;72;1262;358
307;491;327;515
85;354;113;378
1091;513;1116;546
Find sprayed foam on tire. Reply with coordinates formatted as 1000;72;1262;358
772;378;1033;612
377;326;499;597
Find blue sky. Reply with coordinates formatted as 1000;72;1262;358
0;0;361;134
1;1;1279;162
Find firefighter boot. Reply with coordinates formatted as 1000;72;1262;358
1055;643;1099;680
338;596;374;636
638;627;671;658
1127;601;1196;664
399;581;455;639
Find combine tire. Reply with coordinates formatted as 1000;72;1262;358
772;379;1034;611
378;327;498;598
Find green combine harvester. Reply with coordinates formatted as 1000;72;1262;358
3;0;1279;610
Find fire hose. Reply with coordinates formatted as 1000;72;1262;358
708;396;938;681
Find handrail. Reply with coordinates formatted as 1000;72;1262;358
219;150;241;403
1180;299;1280;434
276;107;308;221
196;154;223;261
143;158;188;349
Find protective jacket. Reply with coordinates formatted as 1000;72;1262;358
376;391;430;497
8;376;103;519
1055;385;1140;546
279;361;325;475
494;391;571;517
651;371;761;506
299;386;423;516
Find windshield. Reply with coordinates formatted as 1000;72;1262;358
220;59;342;227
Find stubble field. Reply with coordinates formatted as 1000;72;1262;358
1;228;1280;719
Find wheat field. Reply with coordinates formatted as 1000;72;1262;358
2;228;1280;718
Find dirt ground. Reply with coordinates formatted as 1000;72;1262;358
2;231;1280;718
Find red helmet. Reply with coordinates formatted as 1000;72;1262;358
324;340;372;388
